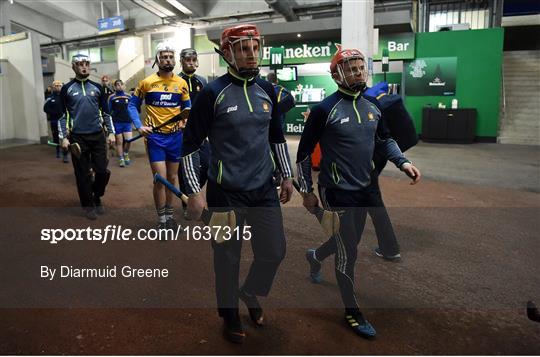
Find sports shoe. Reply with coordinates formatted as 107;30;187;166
62;153;69;163
84;208;98;220
239;288;264;326
118;158;125;167
157;221;167;230
374;247;401;261
165;217;178;229
94;197;105;215
223;314;246;344
123;153;130;165
345;313;376;339
306;249;322;283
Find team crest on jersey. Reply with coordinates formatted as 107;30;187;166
262;102;270;112
368;112;375;121
174;86;179;91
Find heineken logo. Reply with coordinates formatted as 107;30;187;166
286;123;305;133
263;42;334;60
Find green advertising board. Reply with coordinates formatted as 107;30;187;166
278;75;338;135
404;57;457;96
373;33;415;60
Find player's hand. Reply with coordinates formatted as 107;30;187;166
138;126;153;136
107;133;116;146
61;138;70;150
187;193;206;221
279;178;293;204
401;163;421;185
302;192;319;214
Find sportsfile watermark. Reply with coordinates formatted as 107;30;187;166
40;225;252;245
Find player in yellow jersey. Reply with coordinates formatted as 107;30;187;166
128;42;191;229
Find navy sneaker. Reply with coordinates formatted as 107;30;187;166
345;313;376;339
306;249;322;283
84;208;98;220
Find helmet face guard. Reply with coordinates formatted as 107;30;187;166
336;57;367;92
71;54;91;79
218;24;263;78
180;48;198;74
225;37;262;77
153;42;176;72
331;49;367;92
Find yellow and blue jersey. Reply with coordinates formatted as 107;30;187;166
128;73;191;133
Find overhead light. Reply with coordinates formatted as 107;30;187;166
133;0;175;18
133;0;166;17
143;0;176;17
297;33;302;38
166;0;193;15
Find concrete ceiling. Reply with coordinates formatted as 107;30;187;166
9;0;413;44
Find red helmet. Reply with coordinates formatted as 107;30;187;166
220;24;261;51
330;49;365;74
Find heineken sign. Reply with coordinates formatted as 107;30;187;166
262;42;337;64
373;33;415;60
220;41;340;67
404;57;457;96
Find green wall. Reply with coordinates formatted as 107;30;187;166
194;35;217;53
373;72;402;85
404;28;504;138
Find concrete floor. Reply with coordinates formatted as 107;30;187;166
0;138;539;354
285;136;540;193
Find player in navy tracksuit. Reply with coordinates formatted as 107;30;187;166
181;24;294;344
364;82;419;259
44;80;69;162
108;79;133;167
296;49;421;339
58;54;115;220
177;48;210;215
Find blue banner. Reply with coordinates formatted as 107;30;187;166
98;16;125;34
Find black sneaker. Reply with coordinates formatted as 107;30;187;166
165;217;178;229
85;208;98;220
94;197;105;215
374;247;401;261
223;314;246;344
306;249;322;283
157;221;167;230
239;288;264;326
